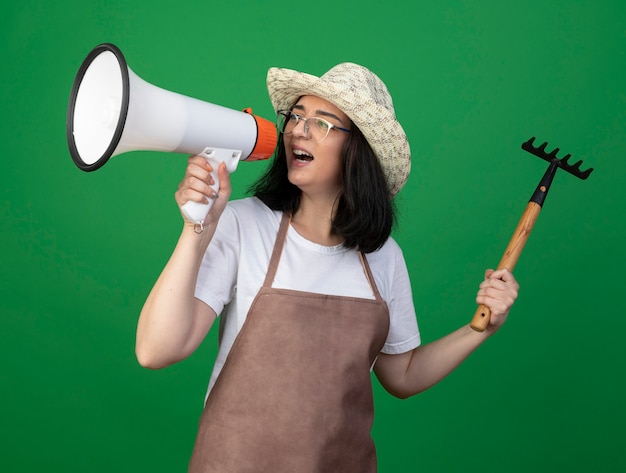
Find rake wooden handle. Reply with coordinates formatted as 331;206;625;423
470;202;542;332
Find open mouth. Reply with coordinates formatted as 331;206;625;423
293;149;313;162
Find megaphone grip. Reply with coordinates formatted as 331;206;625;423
182;199;216;225
181;147;241;224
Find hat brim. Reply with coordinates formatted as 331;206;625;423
267;67;411;195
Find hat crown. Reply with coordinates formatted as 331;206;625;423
320;63;395;115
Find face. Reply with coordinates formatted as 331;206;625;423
283;95;351;198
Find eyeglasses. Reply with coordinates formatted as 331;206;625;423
276;110;350;143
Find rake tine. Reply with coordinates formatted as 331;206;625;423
522;137;594;179
547;146;559;160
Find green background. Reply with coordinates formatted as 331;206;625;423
2;1;625;471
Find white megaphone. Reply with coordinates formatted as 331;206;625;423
66;43;277;224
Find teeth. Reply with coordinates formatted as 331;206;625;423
293;149;312;158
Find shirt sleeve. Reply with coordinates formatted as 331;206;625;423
377;240;421;355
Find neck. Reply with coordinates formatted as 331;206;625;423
291;193;343;246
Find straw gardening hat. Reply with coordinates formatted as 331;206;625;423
266;63;411;196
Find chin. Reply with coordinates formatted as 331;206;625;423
287;174;307;190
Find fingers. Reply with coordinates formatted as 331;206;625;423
476;268;519;320
174;155;232;223
488;268;519;287
175;156;231;204
175;155;214;206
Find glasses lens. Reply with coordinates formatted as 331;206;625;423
308;118;331;142
275;112;332;142
276;111;290;133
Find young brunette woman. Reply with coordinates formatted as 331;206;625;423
136;63;519;473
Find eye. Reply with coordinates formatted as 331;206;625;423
314;118;330;131
289;112;302;122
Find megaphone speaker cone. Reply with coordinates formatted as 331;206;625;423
67;43;129;171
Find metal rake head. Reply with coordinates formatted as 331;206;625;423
522;137;594;180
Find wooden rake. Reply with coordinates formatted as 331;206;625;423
470;137;594;332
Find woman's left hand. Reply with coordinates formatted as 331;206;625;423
476;268;519;331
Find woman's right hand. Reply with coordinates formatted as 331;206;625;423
175;154;232;228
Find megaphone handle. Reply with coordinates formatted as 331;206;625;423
181;148;241;224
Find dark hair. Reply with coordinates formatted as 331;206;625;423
248;125;396;253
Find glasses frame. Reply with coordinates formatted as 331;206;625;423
276;110;350;143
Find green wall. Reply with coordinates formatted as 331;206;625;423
2;1;625;471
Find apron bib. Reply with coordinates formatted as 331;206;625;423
189;213;390;473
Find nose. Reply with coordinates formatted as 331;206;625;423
291;117;308;138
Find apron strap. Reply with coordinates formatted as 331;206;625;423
359;252;384;303
262;212;291;288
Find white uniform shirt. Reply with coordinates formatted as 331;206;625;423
195;197;421;394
